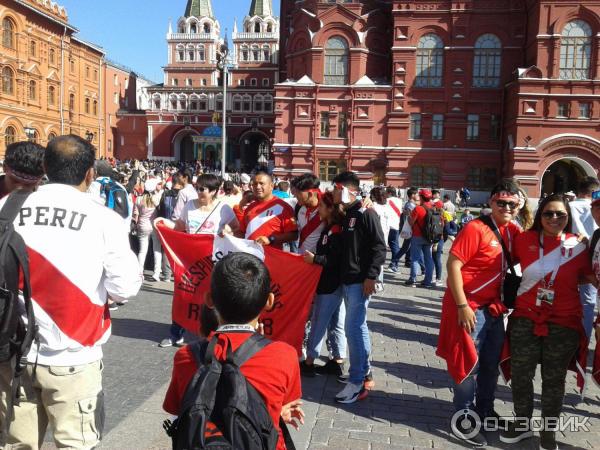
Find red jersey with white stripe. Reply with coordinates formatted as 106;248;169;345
297;205;324;253
0;184;142;366
241;196;297;250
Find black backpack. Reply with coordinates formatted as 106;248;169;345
99;178;129;219
421;205;444;244
166;333;294;450
160;189;179;220
0;191;36;425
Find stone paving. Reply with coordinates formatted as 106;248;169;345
45;245;600;449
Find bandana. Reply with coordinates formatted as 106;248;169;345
5;166;42;185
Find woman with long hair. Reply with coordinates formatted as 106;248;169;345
500;194;597;449
301;191;347;377
133;179;163;281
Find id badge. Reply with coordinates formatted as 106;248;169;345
536;288;555;306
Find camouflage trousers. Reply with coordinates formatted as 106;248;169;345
509;316;579;419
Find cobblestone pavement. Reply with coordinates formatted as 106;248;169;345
44;246;600;449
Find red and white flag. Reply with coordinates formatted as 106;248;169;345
156;223;322;354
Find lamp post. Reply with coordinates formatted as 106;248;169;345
216;41;230;178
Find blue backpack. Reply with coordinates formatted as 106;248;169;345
98;178;129;219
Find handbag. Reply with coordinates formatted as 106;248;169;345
479;216;521;309
400;216;412;240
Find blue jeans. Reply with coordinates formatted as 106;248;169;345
433;239;445;281
342;283;371;384
453;307;505;416
580;283;597;340
388;229;400;266
306;288;347;360
409;236;434;284
170;322;185;341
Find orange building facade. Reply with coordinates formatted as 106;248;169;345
275;0;600;197
0;0;106;156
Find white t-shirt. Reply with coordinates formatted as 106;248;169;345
180;200;236;235
372;202;393;238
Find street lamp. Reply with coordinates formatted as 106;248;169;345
216;40;230;178
85;131;94;142
24;127;35;142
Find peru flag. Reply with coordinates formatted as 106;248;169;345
155;223;322;354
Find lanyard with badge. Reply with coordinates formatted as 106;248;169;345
536;233;567;307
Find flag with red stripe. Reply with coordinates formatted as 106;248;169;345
156;223;321;354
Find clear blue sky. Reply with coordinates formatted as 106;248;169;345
59;0;280;83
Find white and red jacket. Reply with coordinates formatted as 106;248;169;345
1;184;142;367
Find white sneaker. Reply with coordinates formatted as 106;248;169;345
152;273;160;282
335;381;364;404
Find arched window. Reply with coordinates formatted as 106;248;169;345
415;34;443;87
560;20;592;79
154;96;161;109
263;45;270;62
30;40;36;57
473;34;502;88
69;93;75;111
2;18;15;49
324;36;349;85
264;95;273;112
49;48;56;65
31;130;38;143
198;45;205;61
93;100;98;116
2;66;14;95
4;126;16;148
254;94;263;112
48;132;57;142
188;50;195;61
267;23;273;33
190;24;197;34
48;85;56;105
241;45;249;62
254;22;261;33
28;80;37;101
85;98;90;114
252;45;259;61
203;23;210;33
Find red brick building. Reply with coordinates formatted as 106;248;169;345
274;0;600;197
144;0;279;172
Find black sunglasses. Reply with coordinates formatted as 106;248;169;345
494;200;518;210
541;210;568;219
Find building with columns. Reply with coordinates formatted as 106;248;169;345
274;0;600;197
144;0;279;171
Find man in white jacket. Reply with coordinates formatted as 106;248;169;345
0;135;142;449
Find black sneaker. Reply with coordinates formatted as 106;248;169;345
299;361;316;377
315;359;344;377
499;419;533;444
404;279;417;287
451;412;487;447
539;431;558;450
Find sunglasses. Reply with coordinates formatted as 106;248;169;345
494;200;518;210
541;210;568;219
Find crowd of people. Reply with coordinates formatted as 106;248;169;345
0;136;598;450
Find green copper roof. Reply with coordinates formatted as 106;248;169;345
249;0;272;17
185;0;214;18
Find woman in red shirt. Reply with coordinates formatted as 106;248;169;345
500;194;596;449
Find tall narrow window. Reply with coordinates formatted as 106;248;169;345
28;80;37;101
473;34;502;88
467;114;479;140
198;45;205;61
2;66;14;95
85;98;90;114
579;102;591;118
4;126;16;148
93;100;98;116
263;96;272;112
263;46;270;62
560;21;592;80
2;18;15;49
557;102;570;118
415;34;443;87
69;93;75;111
49;48;56;65
490;114;501;141
320;112;330;137
29;40;36;57
410;113;422;139
48;85;56;106
338;113;348;138
432;114;444;140
324;37;349;85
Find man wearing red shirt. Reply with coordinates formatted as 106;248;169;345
436;180;523;447
240;172;298;250
405;189;434;287
163;253;303;450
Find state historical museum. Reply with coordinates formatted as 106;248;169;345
136;0;600;198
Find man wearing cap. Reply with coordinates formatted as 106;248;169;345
570;176;600;339
405;189;435;288
0;141;45;198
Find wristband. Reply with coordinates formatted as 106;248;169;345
456;303;469;309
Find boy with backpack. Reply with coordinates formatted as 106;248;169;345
163;252;302;450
